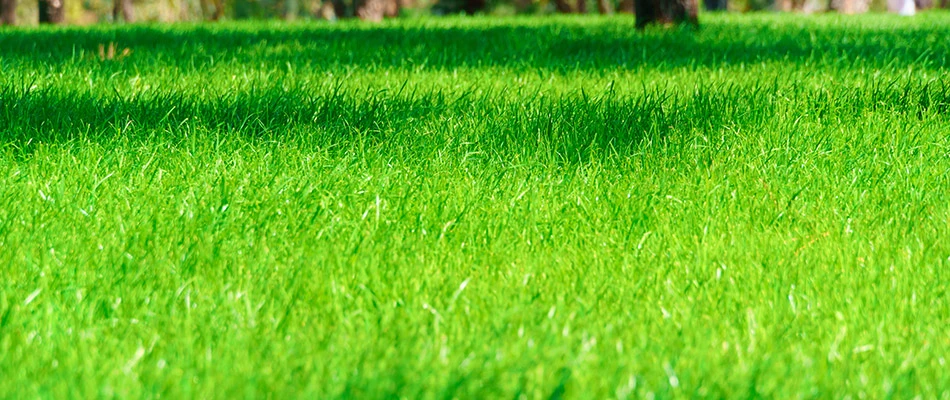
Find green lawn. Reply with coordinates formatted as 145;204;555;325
1;13;949;398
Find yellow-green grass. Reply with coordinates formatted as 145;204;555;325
1;13;949;398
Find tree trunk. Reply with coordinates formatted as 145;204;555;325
385;0;398;16
330;0;347;17
597;0;612;13
356;0;397;20
463;0;485;14
834;0;868;12
553;0;573;12
1;0;15;25
787;0;805;10
704;0;726;10
313;0;336;19
201;0;224;20
38;0;64;24
576;0;587;12
618;0;634;12
357;0;382;20
284;0;299;19
113;0;134;22
211;0;224;19
635;0;697;29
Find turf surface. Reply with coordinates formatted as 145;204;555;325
1;13;950;398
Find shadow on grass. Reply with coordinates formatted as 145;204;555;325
0;17;947;72
0;84;683;161
2;79;947;162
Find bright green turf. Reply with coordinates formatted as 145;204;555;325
1;12;950;398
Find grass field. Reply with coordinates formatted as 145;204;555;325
2;12;950;398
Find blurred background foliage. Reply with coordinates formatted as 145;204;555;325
0;0;945;28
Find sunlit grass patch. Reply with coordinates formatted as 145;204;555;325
1;12;950;398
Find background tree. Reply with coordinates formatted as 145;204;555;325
356;0;397;20
832;0;868;13
432;0;485;14
113;0;133;21
38;0;64;23
553;0;614;13
198;0;225;20
777;0;804;11
284;0;299;18
617;0;634;12
635;0;697;29
1;0;15;25
461;0;483;13
553;0;572;11
705;0;726;10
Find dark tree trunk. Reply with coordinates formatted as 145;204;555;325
1;0;15;25
463;0;486;14
597;0;613;13
330;0;347;17
618;0;634;12
553;0;573;12
113;0;134;22
704;0;726;10
576;0;587;12
38;0;64;24
635;0;697;29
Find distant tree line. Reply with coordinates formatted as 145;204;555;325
0;0;946;27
